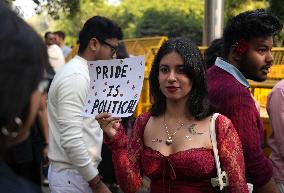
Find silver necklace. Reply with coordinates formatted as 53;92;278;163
163;114;184;145
151;114;204;145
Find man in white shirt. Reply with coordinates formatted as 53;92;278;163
44;32;65;73
47;16;122;193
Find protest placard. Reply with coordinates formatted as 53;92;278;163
82;55;145;117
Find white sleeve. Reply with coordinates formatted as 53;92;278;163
56;73;98;181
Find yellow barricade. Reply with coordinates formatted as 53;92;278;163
272;47;284;65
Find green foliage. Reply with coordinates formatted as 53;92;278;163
35;0;107;46
135;9;202;44
29;0;284;46
31;0;204;46
117;0;203;38
268;0;284;46
27;11;50;36
269;0;284;21
34;0;80;20
225;0;268;20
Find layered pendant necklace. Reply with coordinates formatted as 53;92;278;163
162;114;204;145
163;114;184;146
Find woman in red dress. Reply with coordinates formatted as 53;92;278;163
96;38;249;193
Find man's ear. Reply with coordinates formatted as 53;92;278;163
89;38;99;51
231;46;241;62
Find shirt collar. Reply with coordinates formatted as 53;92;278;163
74;55;87;65
215;57;250;88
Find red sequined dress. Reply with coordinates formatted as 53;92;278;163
105;112;249;193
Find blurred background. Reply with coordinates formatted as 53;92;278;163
5;0;284;47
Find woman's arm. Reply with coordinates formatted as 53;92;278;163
97;112;150;193
216;115;249;193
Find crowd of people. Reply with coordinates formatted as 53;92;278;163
1;1;284;193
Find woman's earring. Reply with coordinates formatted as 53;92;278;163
1;116;22;138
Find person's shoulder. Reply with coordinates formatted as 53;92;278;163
136;112;151;122
51;59;89;89
50;44;62;51
272;79;284;91
208;73;245;96
65;45;72;50
214;114;235;135
208;66;237;85
63;45;72;53
131;112;151;136
268;79;284;102
60;56;87;75
207;65;225;75
215;113;231;124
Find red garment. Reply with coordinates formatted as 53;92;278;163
105;112;248;193
208;65;273;188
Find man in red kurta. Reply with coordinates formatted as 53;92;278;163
208;9;283;193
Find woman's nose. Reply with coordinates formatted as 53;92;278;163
167;71;177;82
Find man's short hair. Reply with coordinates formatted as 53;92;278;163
223;9;283;58
78;16;123;54
54;31;66;40
44;31;53;39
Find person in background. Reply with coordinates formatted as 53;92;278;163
44;31;65;73
54;30;72;58
267;79;284;193
204;38;223;69
47;16;123;193
205;37;261;112
96;37;249;193
207;9;283;193
0;2;49;193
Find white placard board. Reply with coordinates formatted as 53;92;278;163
82;55;145;117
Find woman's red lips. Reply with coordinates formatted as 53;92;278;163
166;86;178;92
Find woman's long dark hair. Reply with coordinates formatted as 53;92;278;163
0;2;47;148
149;37;214;120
